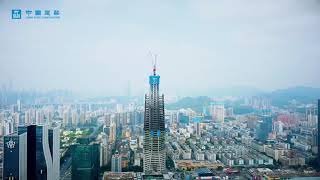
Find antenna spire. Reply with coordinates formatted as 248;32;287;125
153;54;157;76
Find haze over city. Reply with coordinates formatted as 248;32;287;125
2;1;320;180
1;0;320;96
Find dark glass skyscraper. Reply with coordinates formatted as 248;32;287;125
12;124;60;180
23;125;53;180
2;132;27;180
143;64;165;174
72;137;100;180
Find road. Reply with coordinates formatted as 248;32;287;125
60;156;72;179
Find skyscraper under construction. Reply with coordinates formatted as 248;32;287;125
143;62;165;175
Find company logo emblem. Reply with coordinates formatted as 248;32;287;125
6;139;16;149
11;9;60;20
12;9;21;19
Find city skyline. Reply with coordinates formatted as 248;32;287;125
1;0;320;96
1;1;320;180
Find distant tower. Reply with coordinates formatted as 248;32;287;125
127;80;131;98
143;57;165;174
195;122;201;137
17;99;21;112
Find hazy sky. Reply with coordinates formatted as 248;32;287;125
1;0;320;96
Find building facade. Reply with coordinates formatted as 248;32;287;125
210;102;225;124
2;132;27;180
23;125;53;180
8;124;60;180
48;124;60;180
72;137;100;180
256;115;273;142
111;153;122;172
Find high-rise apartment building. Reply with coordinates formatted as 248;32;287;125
62;110;69;127
195;122;201;137
210;102;225;123
111;153;122;172
109;121;116;142
100;133;110;167
35;110;45;125
72;111;78;126
256;115;273;142
274;120;284;136
143;64;165;174
24;110;31;125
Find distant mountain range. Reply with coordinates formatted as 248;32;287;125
263;86;320;106
205;86;264;97
166;86;320;110
166;96;211;112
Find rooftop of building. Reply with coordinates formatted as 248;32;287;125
195;168;214;176
142;174;164;180
102;172;134;180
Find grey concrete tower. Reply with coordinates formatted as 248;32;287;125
143;61;165;174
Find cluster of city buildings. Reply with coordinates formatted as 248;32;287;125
162;97;320;179
0;67;319;180
3;123;60;180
